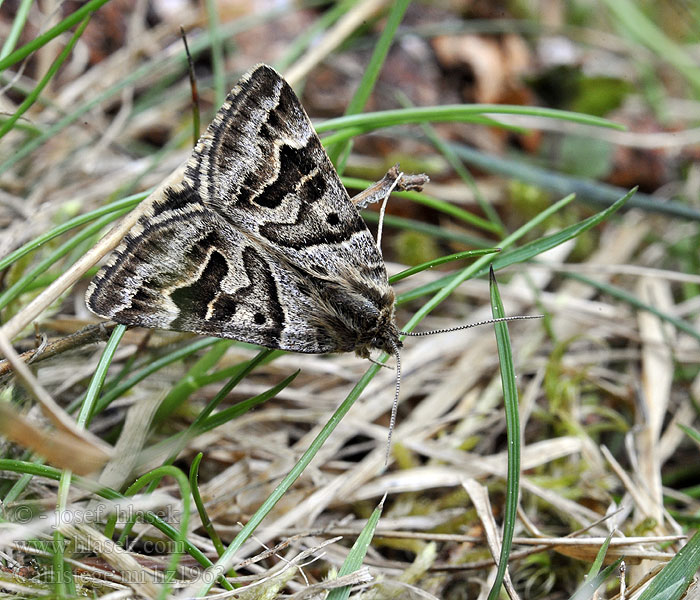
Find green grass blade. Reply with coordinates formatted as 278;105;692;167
154;340;234;422
55;457;77;598
53;315;116;598
199;370;299;432
327;495;385;600
0;8;321;177
570;558;623;600
395;90;505;234
0;16;90;140
2;457;45;505
275;0;358;73
0;76;166;178
78;324;126;428
0;192;144;271
189;453;230;567
204;0;226;107
602;0;700;96
190;362;384;596
397;189;631;305
316;105;624;135
0;0;33;60
147;351;287;464
364;210;493;248
0;208;131;312
141;370;298;465
389;249;500;284
450;142;700;221
637;529;700;600
569;531;617;600
326;0;411;166
563;272;700;343
0;459;224;583
71;338;221;415
422;122;505;234
678;424;700;444
486;267;520;600
585;530;615;580
184;340;233;377
188;349;277;427
342;176;501;233
396;191;583;326
479;189;634;275
0;0;111;71
319;113;523;147
121;465;192;597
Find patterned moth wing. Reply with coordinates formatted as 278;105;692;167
86;65;401;357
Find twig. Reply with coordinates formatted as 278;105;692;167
0;323;117;378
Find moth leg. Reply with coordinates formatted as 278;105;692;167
350;164;429;210
375;170;403;254
368;356;393;370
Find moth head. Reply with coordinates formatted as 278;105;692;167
352;305;402;359
374;325;403;357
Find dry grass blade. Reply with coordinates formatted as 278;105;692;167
283;0;387;87
0;330;112;465
1;2;698;599
58;523;162;599
0;402;109;475
0;166;186;342
463;478;520;600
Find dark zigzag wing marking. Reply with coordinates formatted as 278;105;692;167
87;196;340;352
168;244;286;345
185;66;385;276
87;64;400;356
86;186;209;321
143;66;369;258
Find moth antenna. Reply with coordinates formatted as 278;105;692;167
375;172;403;255
399;314;542;337
385;339;402;466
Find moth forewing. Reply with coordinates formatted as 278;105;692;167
86;65;414;359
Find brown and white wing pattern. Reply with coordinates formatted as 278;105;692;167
86;65;397;354
187;65;391;306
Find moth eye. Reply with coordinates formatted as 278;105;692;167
326;212;340;226
254;312;266;325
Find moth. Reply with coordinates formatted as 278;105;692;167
87;64;426;360
87;65;526;446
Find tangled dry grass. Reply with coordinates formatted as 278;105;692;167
1;1;699;598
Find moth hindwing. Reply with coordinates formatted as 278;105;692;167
87;64;401;357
